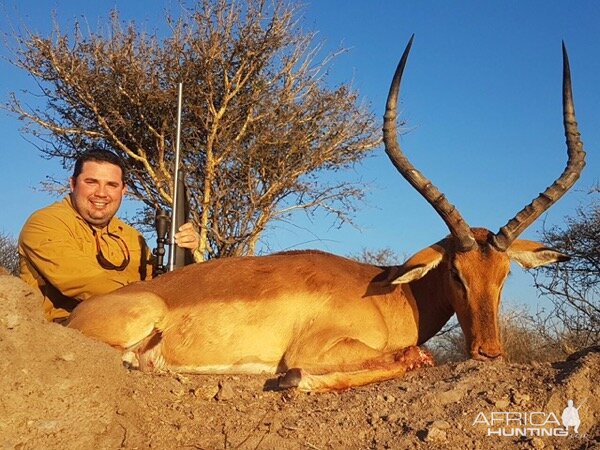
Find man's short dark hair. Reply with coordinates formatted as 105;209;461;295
72;150;127;183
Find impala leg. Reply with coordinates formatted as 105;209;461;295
67;292;168;353
278;345;433;392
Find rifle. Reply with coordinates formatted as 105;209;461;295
153;82;188;276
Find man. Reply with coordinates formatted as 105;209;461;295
19;149;199;322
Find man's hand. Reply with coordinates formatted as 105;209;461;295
174;222;200;250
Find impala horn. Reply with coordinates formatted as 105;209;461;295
491;42;586;251
383;35;476;252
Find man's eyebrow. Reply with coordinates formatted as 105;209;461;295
82;177;121;186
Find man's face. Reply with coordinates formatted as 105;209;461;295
69;161;126;228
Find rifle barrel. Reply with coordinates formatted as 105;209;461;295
168;82;184;271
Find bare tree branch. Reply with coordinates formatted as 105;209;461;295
532;189;600;351
3;0;382;259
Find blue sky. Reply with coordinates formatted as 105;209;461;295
1;1;598;308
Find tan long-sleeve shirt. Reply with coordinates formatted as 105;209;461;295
19;196;153;321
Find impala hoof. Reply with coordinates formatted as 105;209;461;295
278;368;303;389
397;346;435;370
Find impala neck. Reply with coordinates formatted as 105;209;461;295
408;265;456;345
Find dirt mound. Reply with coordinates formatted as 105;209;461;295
1;274;598;449
0;274;128;449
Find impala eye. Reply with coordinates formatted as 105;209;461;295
449;267;467;295
450;268;462;283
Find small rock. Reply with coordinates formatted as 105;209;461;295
510;390;530;405
431;420;451;430
530;436;545;449
367;412;378;425
215;381;235;401
169;388;185;398
4;313;20;329
422;419;451;443
495;398;510;409
59;352;75;362
425;426;447;443
36;420;61;433
191;384;220;400
382;413;399;423
175;373;190;384
436;389;464;405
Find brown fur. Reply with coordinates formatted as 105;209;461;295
67;227;566;392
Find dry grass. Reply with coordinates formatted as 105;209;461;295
427;307;569;365
0;231;19;276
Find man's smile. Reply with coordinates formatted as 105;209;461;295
90;199;110;208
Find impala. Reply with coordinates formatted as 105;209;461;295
68;37;586;392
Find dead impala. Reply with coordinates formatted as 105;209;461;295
68;37;586;392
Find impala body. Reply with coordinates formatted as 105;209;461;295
68;37;585;392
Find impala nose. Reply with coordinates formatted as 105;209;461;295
472;345;503;361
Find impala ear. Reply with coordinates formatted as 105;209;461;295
391;244;446;284
507;239;570;269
